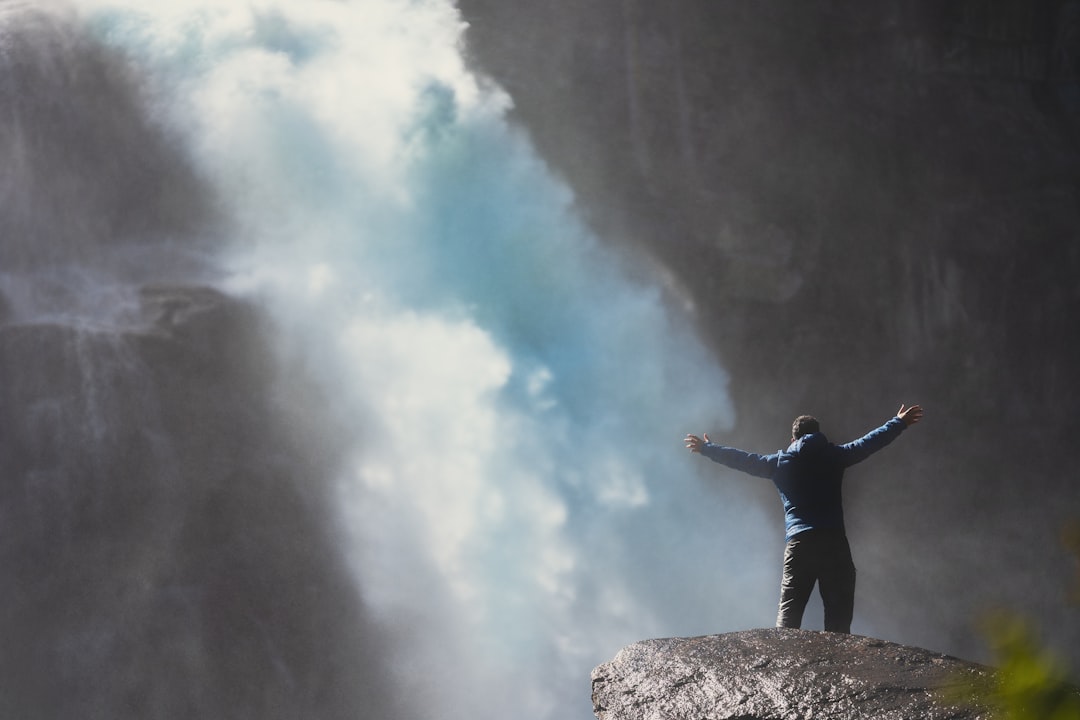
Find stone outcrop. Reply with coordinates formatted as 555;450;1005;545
591;629;991;720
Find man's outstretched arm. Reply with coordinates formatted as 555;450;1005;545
838;403;924;466
685;433;779;479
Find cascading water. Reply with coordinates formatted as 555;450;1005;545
1;1;778;718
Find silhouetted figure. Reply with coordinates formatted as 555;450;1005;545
685;405;924;633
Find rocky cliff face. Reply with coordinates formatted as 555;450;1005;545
456;1;1080;666
591;629;992;720
0;287;396;719
0;7;395;715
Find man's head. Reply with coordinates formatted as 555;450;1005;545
791;415;820;440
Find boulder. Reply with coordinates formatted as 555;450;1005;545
591;629;991;720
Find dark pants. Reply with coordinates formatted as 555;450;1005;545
776;529;856;633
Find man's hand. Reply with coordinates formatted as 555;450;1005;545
897;404;924;427
685;433;710;453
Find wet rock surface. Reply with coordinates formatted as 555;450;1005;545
591;629;991;720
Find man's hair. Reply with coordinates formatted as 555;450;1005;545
792;415;820;439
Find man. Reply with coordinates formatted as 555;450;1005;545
685;404;924;633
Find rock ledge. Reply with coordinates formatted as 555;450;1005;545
591;628;991;720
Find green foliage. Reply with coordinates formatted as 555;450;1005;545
975;613;1080;720
944;523;1080;719
948;522;1080;719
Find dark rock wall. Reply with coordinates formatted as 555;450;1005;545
0;290;395;720
0;6;394;717
0;4;217;274
457;0;1080;666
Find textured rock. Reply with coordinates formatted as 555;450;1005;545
591;629;991;720
0;287;399;719
0;8;403;717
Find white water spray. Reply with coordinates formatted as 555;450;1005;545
70;1;776;718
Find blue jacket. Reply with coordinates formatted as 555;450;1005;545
700;417;907;541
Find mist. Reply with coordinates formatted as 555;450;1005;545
4;1;1078;719
0;1;791;718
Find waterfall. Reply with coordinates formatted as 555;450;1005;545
1;1;777;718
